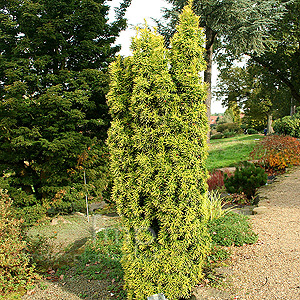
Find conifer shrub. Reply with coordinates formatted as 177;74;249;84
224;162;267;200
250;135;300;174
107;3;210;299
0;188;36;295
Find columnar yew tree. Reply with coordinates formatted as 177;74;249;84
107;3;210;299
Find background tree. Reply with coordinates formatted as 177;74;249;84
159;0;286;124
107;4;210;299
0;0;131;220
250;0;300;106
222;103;242;125
215;65;291;132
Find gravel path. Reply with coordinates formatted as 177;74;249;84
195;167;300;299
23;168;300;300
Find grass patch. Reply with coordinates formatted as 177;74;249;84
207;134;262;171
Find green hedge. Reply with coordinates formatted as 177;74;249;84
273;115;300;137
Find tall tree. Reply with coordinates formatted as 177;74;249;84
159;0;286;124
250;0;300;105
107;3;210;299
215;65;291;132
0;0;131;218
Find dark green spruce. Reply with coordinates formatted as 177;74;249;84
0;0;131;222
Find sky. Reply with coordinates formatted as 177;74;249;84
108;0;225;114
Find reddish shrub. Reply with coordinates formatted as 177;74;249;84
207;169;232;191
250;135;300;174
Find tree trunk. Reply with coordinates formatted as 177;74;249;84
204;28;216;139
290;97;296;116
267;113;274;135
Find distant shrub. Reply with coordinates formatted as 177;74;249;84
273;116;300;137
224;162;267;200
210;128;218;136
247;128;258;134
211;133;224;140
216;123;242;134
208;212;258;247
0;189;36;295
250;135;300;173
223;131;236;138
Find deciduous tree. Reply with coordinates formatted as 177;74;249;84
159;0;286;124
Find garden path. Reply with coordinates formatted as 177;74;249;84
195;166;300;300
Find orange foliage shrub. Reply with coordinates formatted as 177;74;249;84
0;189;36;295
250;135;300;174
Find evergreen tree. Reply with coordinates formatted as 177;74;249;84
0;0;131;218
107;3;210;299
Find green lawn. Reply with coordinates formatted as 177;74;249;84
207;134;262;171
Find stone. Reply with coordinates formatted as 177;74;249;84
50;218;59;226
253;206;268;215
147;294;166;300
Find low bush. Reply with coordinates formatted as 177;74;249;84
224;162;267;200
216;123;242;134
62;227;125;299
250;135;300;173
207;169;232;191
223;131;236;138
246;128;258;134
0;189;36;295
206;245;231;264
208;212;258;247
211;133;224;140
225;192;249;205
273;115;300;138
26;233;66;273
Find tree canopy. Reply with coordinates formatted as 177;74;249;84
250;0;300;105
215;64;291;131
159;0;286;123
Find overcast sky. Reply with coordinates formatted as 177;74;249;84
108;0;225;113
